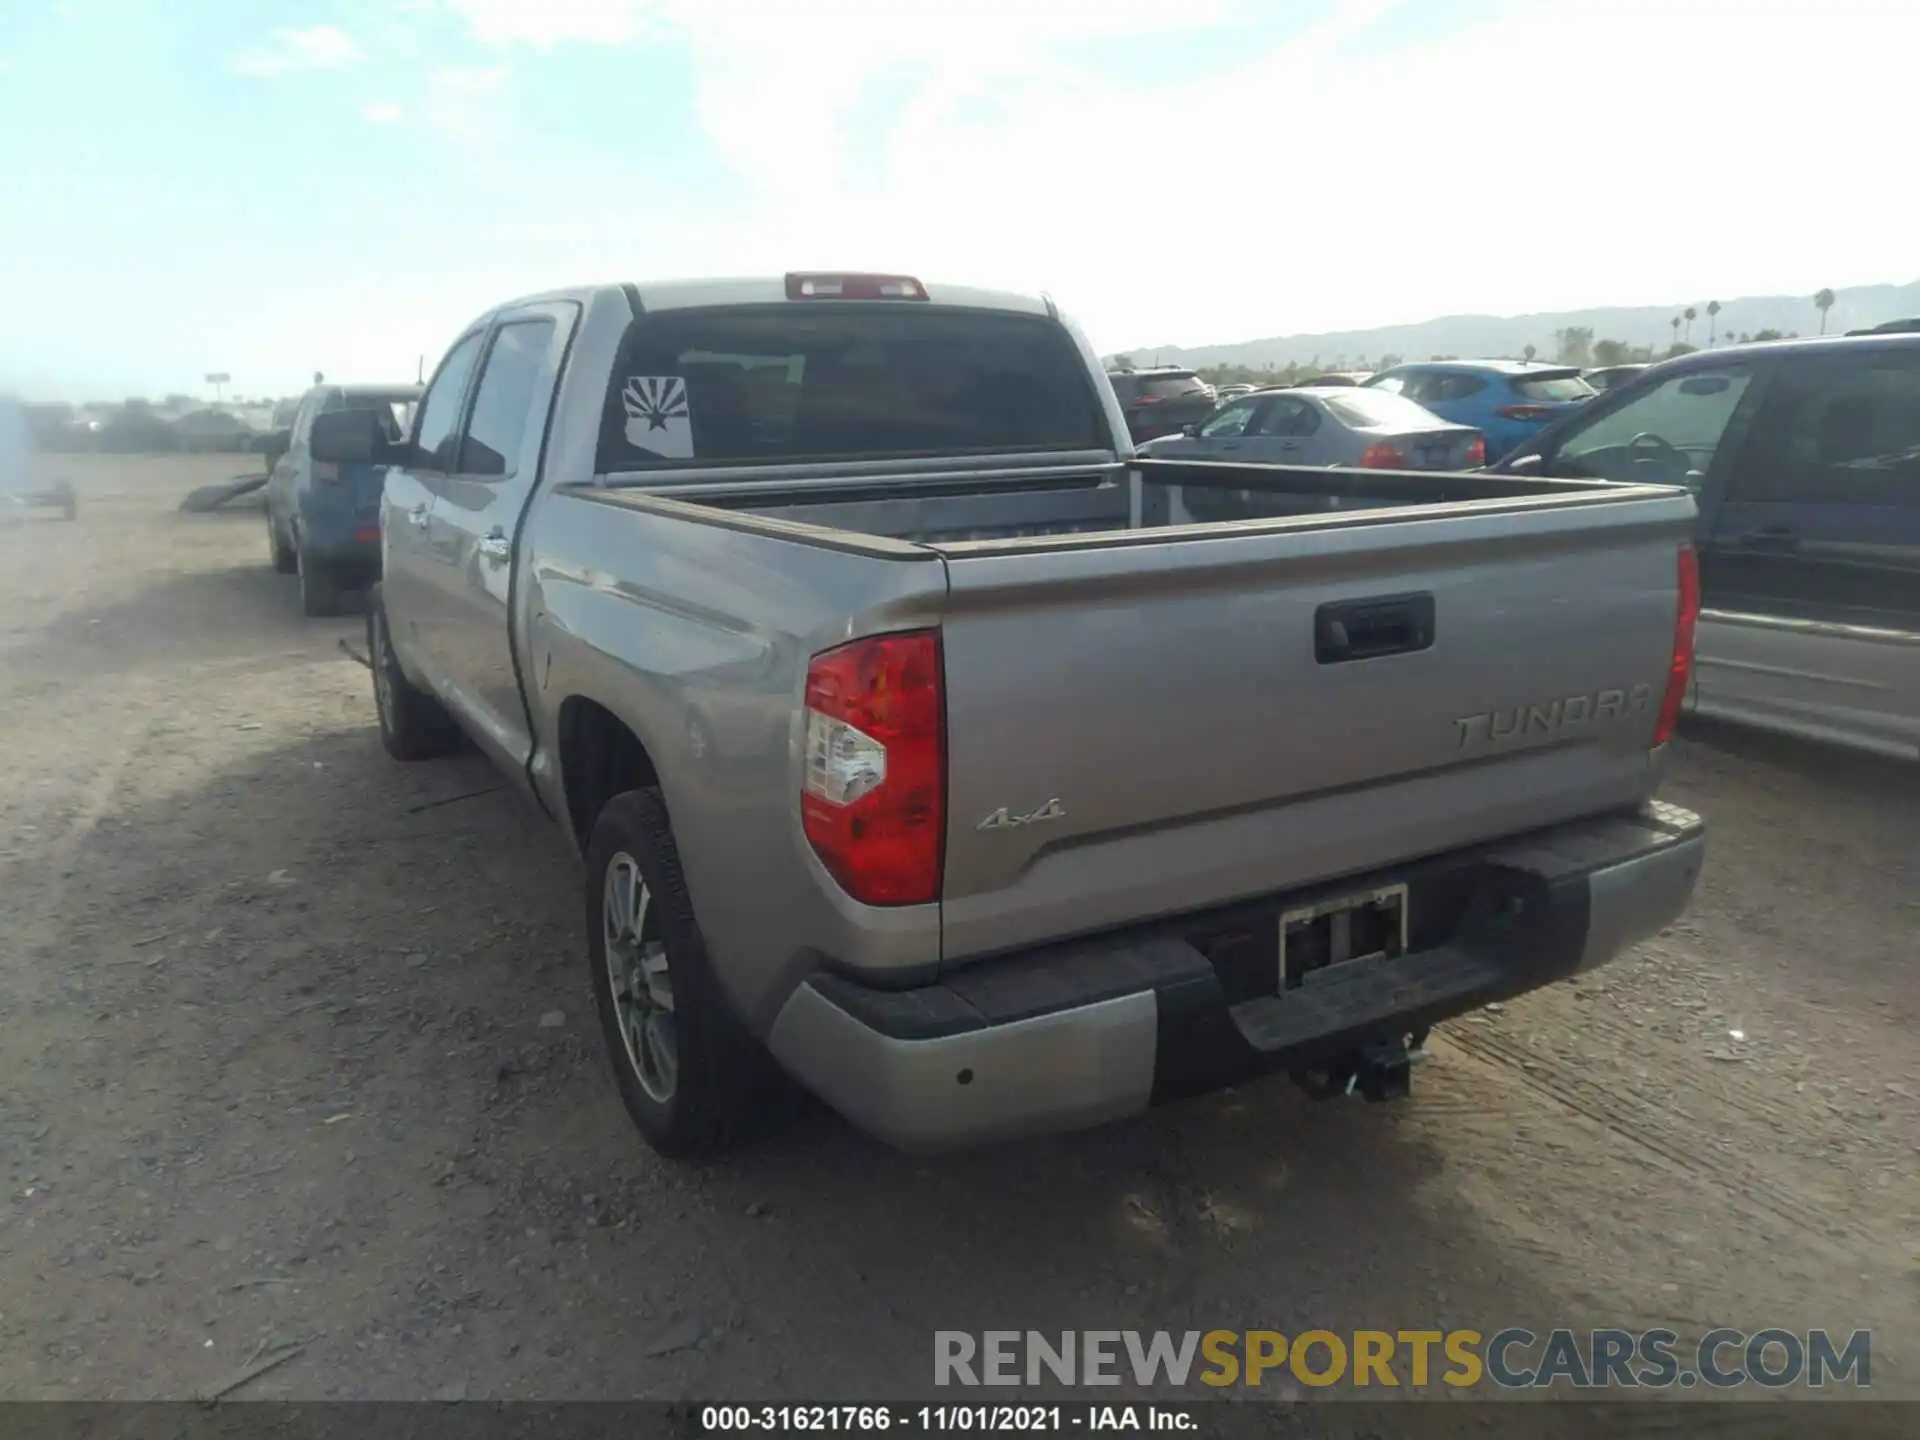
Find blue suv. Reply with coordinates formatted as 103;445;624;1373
265;383;421;616
1364;360;1596;462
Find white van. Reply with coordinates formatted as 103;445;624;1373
0;397;76;521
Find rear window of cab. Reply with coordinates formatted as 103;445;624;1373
596;306;1108;472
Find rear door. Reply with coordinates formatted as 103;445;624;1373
380;330;485;674
420;304;575;773
1696;346;1920;755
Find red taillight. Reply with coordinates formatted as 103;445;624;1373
801;630;945;906
1653;543;1700;747
1463;435;1487;466
1497;404;1552;422
314;461;341;483
354;525;380;543
786;272;929;301
1358;442;1406;468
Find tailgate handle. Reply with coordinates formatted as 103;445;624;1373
1315;593;1435;664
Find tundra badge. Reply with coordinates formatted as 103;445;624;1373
977;799;1067;833
1455;683;1653;749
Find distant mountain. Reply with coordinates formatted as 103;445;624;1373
1109;280;1920;371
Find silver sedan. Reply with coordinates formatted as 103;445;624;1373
1140;385;1487;469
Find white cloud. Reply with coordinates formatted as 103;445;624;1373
234;25;363;78
424;65;513;135
364;101;406;125
446;0;653;48
403;0;1919;354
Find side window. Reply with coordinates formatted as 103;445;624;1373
1431;375;1487;402
1553;366;1755;489
1370;373;1408;396
1731;355;1920;506
1255;398;1320;437
1199;400;1259;438
413;332;486;472
457;319;558;477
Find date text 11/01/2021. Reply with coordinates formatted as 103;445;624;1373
701;1406;1193;1432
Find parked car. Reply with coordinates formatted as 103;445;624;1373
1106;366;1217;442
1213;383;1258;402
1583;364;1649;393
1139;385;1485;470
1365;361;1596;461
0;396;76;521
1497;332;1920;759
265;382;423;616
324;270;1704;1158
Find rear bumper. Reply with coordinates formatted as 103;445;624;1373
298;512;382;570
767;802;1705;1152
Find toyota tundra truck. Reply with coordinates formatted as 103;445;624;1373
312;272;1707;1157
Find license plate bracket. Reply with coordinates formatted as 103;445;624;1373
1280;883;1409;990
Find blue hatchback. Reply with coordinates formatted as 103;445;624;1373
1363;360;1596;462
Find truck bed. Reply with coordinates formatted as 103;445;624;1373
612;453;1666;550
571;454;1696;966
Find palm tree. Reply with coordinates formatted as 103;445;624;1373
1706;300;1721;346
1671;315;1682;346
1815;287;1836;334
1683;306;1697;343
1522;343;1537;362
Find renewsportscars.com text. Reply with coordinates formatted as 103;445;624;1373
934;1328;1870;1390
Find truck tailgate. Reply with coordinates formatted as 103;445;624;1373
934;493;1694;962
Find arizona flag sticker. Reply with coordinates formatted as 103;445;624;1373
621;376;694;459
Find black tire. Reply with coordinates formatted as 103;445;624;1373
367;594;459;761
297;543;346;617
585;787;781;1158
267;509;296;573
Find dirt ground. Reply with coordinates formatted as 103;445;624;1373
2;454;1917;1410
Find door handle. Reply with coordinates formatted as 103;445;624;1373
478;532;511;563
1315;593;1437;664
408;504;430;529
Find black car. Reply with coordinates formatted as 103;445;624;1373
1107;367;1217;443
1495;332;1920;758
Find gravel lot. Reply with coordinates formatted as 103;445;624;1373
2;456;1916;1411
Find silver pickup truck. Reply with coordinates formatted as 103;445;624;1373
311;273;1707;1157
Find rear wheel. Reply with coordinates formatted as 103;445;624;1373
296;543;345;617
368;594;459;760
586;787;781;1157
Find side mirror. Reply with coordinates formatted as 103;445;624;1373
1502;451;1545;475
1181;423;1200;438
310;409;389;466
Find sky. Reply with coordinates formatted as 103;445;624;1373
1;0;1915;401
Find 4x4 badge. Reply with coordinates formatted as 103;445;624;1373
977;799;1067;833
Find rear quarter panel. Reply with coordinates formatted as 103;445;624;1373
518;491;953;1031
